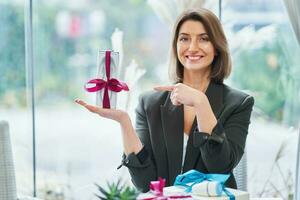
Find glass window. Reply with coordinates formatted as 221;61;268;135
0;0;34;196
2;0;299;198
223;0;300;198
32;1;170;199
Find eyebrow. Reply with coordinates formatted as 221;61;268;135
179;33;208;36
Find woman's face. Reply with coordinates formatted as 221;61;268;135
177;20;216;73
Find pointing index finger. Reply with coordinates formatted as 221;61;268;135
154;85;175;91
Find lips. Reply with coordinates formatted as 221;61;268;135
185;55;204;61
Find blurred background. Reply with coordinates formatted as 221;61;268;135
0;0;299;199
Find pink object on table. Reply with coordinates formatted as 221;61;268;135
138;178;192;200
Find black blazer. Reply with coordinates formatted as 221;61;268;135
121;81;254;192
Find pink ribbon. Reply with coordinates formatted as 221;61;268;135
85;51;129;108
141;178;192;200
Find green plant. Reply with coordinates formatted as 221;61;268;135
230;24;300;126
95;179;139;200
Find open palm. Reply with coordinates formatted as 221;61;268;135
75;98;129;123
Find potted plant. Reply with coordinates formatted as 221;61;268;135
95;179;139;200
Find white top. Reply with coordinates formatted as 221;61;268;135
181;133;189;173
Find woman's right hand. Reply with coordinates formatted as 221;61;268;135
75;98;143;155
74;98;129;124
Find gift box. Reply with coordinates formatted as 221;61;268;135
84;50;129;108
137;170;249;200
163;185;249;200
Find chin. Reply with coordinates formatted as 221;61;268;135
184;63;210;71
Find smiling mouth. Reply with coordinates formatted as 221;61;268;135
186;55;204;61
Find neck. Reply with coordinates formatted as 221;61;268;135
183;69;210;92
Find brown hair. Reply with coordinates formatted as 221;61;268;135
169;8;231;84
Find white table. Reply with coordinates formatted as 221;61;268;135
250;198;283;200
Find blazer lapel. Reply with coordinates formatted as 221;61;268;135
183;81;224;172
160;92;183;185
159;82;224;183
205;81;224;118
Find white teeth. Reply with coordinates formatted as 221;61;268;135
187;55;203;61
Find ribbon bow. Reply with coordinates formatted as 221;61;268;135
141;178;191;200
84;51;129;108
174;170;235;200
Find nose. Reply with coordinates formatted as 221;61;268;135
188;38;199;51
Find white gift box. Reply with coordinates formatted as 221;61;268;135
96;50;119;108
163;185;249;200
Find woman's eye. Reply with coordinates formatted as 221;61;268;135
179;37;188;42
200;37;209;42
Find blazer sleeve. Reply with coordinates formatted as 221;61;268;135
120;94;157;192
193;95;254;174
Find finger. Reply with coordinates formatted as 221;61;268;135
170;93;181;106
85;104;102;113
75;99;100;114
170;90;174;98
171;92;181;101
74;98;87;106
171;98;181;106
154;85;174;91
174;102;182;106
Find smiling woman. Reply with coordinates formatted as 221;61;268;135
176;20;216;74
76;8;254;193
170;9;232;85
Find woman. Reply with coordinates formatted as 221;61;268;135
75;8;254;192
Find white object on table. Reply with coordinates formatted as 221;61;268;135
250;198;283;200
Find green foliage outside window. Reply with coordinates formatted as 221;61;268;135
0;4;26;107
231;24;300;126
1;2;299;126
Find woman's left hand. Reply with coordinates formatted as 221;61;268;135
154;83;204;107
155;83;217;133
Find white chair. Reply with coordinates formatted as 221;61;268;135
0;120;17;200
233;150;248;191
295;129;300;200
0;120;41;200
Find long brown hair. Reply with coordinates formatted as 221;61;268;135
169;8;231;84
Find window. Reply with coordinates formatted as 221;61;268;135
224;0;300;198
1;0;299;199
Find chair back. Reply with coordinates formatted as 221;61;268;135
233;150;247;191
0;120;17;200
